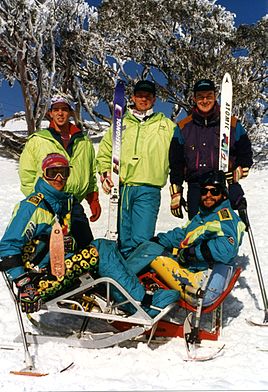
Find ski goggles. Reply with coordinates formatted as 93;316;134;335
44;166;70;180
200;186;222;196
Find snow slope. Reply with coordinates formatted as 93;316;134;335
0;154;267;391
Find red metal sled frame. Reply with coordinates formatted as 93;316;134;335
138;268;242;341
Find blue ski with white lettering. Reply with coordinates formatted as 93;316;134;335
107;80;125;241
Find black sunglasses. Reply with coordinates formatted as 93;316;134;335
200;186;222;196
44;166;70;180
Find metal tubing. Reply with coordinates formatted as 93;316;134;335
2;272;34;369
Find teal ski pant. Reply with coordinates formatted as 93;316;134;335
92;239;179;315
118;185;161;258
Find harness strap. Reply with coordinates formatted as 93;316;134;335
42;198;64;225
0;254;22;271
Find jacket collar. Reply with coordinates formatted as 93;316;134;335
48;120;81;136
192;102;220;127
126;110;162;123
34;177;71;215
198;198;231;217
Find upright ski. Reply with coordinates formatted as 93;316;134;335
219;74;268;325
107;80;125;241
219;72;232;172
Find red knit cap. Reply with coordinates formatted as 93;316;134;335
42;153;69;171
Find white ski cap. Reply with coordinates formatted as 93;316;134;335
50;95;74;110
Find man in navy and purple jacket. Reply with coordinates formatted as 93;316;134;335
169;79;253;221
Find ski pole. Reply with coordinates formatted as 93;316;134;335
2;272;34;370
239;204;268;324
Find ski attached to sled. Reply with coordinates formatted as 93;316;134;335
10;369;49;377
107;80;125;241
182;267;225;361
219;72;232;172
183;313;225;362
10;362;74;377
50;216;65;278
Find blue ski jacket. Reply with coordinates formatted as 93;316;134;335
156;199;245;271
0;177;74;279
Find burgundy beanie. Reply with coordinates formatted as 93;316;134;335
42;153;69;171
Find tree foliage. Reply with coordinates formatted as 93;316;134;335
0;0;94;133
0;0;267;158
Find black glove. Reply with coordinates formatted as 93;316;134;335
177;246;197;266
0;254;22;271
14;273;42;314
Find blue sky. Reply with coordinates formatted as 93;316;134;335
0;0;267;119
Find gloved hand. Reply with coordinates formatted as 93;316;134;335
86;192;101;222
170;184;184;218
225;166;249;184
100;172;114;195
14;273;42;314
177;246;197;266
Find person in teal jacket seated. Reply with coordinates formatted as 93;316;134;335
0;153;179;316
148;170;246;305
154;170;245;270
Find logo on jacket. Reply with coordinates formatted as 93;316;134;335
218;208;232;221
25;221;36;240
27;193;44;206
228;236;235;245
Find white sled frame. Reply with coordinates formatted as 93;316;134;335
13;273;177;349
45;273;176;324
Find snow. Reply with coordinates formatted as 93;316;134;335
0;124;268;390
0;118;49;135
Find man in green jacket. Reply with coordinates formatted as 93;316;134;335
96;81;176;258
19;96;101;248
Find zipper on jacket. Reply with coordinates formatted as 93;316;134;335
133;123;141;157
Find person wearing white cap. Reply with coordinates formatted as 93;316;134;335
19;95;101;248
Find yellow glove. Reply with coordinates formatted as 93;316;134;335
100;172;114;194
225;167;249;184
170;184;184;218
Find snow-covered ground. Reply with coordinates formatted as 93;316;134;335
0;148;267;390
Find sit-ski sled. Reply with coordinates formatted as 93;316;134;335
9;273;177;349
114;262;242;360
3;261;241;372
2;269;178;376
153;264;241;361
